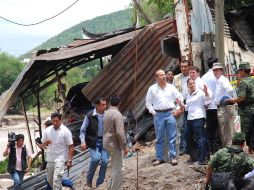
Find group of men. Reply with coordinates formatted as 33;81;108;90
42;95;127;190
146;58;254;188
146;58;254;165
79;95;128;190
3;95;127;190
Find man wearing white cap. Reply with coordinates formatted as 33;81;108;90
202;58;221;153
212;63;234;146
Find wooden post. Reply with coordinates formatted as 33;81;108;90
20;97;34;153
36;86;45;164
215;0;225;66
100;57;103;70
56;71;67;106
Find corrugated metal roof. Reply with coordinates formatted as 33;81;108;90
33;30;142;61
82;18;176;119
0;28;141;120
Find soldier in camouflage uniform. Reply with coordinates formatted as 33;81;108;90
205;132;254;188
227;62;254;152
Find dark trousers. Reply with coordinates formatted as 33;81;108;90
179;111;188;152
185;118;206;162
206;109;222;153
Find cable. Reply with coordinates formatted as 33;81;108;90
0;0;80;26
134;20;139;190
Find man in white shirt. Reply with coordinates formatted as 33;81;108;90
41;112;74;190
212;63;234;146
173;60;190;155
146;69;184;166
202;58;222;153
213;63;234;105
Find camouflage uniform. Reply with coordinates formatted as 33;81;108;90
209;146;254;178
237;63;254;145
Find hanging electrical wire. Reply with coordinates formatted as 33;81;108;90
0;0;80;26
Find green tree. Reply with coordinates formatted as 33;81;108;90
147;0;174;17
0;52;25;94
131;0;174;25
66;67;84;89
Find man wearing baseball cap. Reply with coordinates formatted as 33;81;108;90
227;62;254;153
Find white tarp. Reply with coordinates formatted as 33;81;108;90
191;0;215;42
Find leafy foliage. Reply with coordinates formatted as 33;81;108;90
0;158;8;174
0;52;25;94
130;0;174;26
147;0;174;17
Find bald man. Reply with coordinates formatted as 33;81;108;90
146;69;184;166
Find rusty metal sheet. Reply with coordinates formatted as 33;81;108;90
82;18;176;119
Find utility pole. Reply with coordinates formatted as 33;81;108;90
215;0;225;66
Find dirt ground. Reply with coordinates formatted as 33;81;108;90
75;142;207;190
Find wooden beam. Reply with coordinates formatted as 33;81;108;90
215;0;225;65
20;97;34;153
36;82;45;163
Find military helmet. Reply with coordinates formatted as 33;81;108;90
237;62;250;71
232;132;245;145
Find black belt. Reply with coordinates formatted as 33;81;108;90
155;108;173;113
97;136;103;139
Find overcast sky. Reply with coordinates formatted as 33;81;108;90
0;0;131;56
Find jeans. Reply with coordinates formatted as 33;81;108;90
87;139;109;187
153;111;177;161
185;118;206;162
10;170;25;190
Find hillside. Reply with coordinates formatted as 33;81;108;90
20;9;134;59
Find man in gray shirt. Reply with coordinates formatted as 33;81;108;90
103;95;128;190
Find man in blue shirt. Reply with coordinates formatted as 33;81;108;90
80;97;109;188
